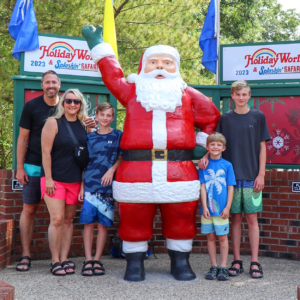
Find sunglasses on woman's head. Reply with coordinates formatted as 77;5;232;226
64;99;81;105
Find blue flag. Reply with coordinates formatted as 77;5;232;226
199;0;218;74
8;0;39;60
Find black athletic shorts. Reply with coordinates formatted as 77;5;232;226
22;176;41;204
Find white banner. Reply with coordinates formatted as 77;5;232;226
222;43;300;82
24;35;101;78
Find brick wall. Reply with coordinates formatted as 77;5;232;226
0;169;300;262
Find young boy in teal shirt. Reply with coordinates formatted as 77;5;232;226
199;132;236;281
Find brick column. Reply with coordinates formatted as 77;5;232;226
0;220;14;270
0;281;14;300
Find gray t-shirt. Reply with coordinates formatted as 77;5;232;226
216;109;271;181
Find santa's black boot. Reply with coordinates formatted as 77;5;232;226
168;250;196;281
124;252;146;282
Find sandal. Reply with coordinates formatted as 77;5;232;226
66;260;75;270
81;260;94;276
228;260;244;276
16;256;31;272
50;262;66;276
249;262;263;279
93;260;105;275
61;261;75;275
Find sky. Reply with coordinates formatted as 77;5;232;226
276;0;300;13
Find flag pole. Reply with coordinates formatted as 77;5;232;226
216;0;220;85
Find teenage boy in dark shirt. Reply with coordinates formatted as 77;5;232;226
199;80;270;279
16;70;95;271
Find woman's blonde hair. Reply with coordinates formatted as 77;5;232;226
51;89;88;124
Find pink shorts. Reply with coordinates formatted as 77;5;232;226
40;177;80;205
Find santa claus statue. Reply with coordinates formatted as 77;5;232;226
82;25;220;282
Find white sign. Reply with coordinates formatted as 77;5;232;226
292;182;300;193
12;179;23;191
222;43;300;82
24;35;101;78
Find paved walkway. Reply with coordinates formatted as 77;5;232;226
0;254;298;300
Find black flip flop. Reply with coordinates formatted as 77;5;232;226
228;260;244;276
93;260;105;276
81;260;94;276
249;262;263;279
16;256;31;272
50;262;66;276
61;261;75;275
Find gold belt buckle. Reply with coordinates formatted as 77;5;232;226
151;149;168;161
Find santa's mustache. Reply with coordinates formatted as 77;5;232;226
142;68;178;79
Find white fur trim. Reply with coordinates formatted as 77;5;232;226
196;132;209;148
90;43;116;64
152;110;167;149
166;239;193;252
123;241;148;253
127;73;138;83
143;45;180;70
112;178;200;203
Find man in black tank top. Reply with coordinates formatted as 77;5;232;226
16;71;95;272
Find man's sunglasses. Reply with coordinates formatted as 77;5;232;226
64;99;81;105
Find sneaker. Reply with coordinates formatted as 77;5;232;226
205;266;219;280
217;267;229;281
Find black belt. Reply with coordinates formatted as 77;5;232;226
123;150;193;161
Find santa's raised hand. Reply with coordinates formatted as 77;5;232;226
82;25;104;50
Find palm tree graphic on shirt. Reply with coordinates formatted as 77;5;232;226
204;169;227;213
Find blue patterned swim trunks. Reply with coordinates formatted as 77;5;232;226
79;192;114;227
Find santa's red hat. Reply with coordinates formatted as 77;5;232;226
138;45;180;74
128;45;181;83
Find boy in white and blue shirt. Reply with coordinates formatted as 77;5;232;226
199;132;236;281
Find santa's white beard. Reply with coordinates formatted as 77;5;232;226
127;69;187;113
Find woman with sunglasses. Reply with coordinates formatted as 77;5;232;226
41;89;92;276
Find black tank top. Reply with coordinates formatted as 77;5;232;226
41;116;87;182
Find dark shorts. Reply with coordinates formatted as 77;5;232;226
22;175;41;205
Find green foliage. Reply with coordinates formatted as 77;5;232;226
218;0;300;43
0;99;13;169
1;0;300;165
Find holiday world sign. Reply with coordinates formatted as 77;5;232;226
221;41;300;83
23;34;101;78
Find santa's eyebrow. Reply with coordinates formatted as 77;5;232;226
162;58;173;62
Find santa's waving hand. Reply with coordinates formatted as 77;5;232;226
82;25;220;282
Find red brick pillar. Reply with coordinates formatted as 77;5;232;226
0;220;14;270
0;281;14;300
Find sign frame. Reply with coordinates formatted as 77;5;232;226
20;33;102;82
12;179;23;191
292;182;300;193
220;40;300;85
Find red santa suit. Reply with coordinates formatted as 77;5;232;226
90;43;220;253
